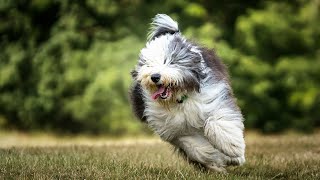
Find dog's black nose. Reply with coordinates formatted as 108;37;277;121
151;73;161;83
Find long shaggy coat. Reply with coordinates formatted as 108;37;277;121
130;14;245;172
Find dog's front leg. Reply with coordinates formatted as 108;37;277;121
172;134;229;172
204;108;245;158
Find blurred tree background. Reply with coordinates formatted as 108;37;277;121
0;0;319;134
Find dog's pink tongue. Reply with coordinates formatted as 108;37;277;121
152;86;166;100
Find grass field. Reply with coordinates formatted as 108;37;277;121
0;131;320;179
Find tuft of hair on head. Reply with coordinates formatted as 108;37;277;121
147;14;180;41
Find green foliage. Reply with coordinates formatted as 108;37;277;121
233;1;320;132
0;0;319;134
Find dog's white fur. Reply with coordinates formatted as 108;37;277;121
131;14;245;172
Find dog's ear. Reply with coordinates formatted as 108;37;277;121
131;69;138;79
129;82;147;122
148;14;180;41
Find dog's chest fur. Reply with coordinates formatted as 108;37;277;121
144;96;204;141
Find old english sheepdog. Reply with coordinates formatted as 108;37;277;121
130;14;245;172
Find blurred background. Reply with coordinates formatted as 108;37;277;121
0;0;319;135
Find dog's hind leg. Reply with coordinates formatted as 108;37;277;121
204;107;245;160
172;134;231;172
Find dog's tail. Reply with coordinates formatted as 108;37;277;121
148;14;180;41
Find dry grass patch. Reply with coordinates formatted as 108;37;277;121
0;131;319;179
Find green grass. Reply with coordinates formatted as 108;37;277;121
0;131;320;179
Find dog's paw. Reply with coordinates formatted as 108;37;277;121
227;155;245;166
219;141;245;158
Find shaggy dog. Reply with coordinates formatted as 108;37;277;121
130;14;245;172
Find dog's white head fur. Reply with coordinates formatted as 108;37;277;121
133;14;203;104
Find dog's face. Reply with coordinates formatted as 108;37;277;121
132;34;203;103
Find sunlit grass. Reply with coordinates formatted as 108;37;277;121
1;131;319;179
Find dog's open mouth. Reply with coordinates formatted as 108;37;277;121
151;85;170;100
